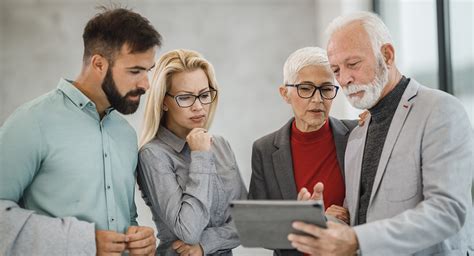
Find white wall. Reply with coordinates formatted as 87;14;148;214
0;1;369;255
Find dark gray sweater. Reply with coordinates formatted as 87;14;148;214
357;76;409;225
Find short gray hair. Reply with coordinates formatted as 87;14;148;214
283;47;330;85
326;11;393;56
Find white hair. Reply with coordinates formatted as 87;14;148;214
326;11;393;56
283;47;330;85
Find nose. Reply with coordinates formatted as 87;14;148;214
338;68;354;87
311;89;323;103
138;75;150;91
191;97;204;111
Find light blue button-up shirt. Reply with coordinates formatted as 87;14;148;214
0;78;138;233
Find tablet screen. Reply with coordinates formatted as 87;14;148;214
230;200;326;249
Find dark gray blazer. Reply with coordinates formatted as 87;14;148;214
248;116;357;256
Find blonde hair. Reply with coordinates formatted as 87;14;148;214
139;49;219;148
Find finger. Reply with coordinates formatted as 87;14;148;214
176;245;189;254
128;235;156;249
292;221;324;237
128;244;155;255
297;187;308;201
291;241;320;255
311;182;324;201
105;241;127;253
127;228;154;242
172;240;185;250
127;225;139;235
109;232;128;243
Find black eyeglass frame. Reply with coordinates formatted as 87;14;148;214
166;87;218;108
285;83;339;100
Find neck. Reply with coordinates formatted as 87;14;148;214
164;118;190;140
379;69;402;100
294;118;326;133
74;70;110;118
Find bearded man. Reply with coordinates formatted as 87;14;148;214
0;7;162;256
288;11;473;256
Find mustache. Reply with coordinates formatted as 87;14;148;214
125;88;146;98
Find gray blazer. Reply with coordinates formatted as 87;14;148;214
248;117;357;256
345;80;473;255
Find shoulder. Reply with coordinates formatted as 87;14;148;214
2;90;59;132
253;119;292;150
329;116;358;136
139;138;178;168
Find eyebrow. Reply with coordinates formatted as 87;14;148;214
175;86;211;94
126;63;156;71
299;81;334;85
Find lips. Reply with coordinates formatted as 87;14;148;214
190;114;206;121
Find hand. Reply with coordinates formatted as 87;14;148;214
95;230;127;256
172;240;204;256
325;205;350;225
186;128;212;151
358;110;369;126
288;221;359;256
126;226;156;256
297;182;324;201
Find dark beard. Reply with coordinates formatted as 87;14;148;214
101;68;145;114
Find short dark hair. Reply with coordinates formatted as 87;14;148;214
82;7;162;64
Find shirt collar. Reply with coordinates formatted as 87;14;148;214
157;126;187;153
57;78;93;110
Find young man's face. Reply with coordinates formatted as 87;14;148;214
102;44;156;114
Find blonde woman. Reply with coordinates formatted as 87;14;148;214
137;49;247;256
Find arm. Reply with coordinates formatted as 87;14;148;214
248;141;268;199
137;147;217;244
199;141;247;254
354;96;473;255
0;108;96;255
0;199;96;255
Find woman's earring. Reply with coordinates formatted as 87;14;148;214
163;105;168;111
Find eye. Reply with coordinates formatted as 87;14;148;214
332;68;340;76
199;91;211;99
298;84;314;91
129;70;140;74
321;86;334;92
347;61;360;68
176;95;193;101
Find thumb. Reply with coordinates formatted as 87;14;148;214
311;182;324;200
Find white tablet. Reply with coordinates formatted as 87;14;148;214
230;200;327;249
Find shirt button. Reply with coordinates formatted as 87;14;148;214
79;103;83;107
111;218;115;222
107;185;111;189
104;153;108;158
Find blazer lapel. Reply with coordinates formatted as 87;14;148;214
345;119;369;226
272;119;298;200
369;81;420;204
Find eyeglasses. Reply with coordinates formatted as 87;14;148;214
285;83;339;100
166;88;217;108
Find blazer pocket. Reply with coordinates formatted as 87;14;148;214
383;155;420;202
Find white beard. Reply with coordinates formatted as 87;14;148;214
342;56;389;110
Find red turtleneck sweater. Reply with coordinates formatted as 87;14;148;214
290;120;345;210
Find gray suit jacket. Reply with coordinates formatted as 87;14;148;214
345;79;473;255
249;117;357;256
0;200;96;255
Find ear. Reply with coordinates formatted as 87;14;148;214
381;43;395;67
279;85;291;104
90;54;109;78
163;104;169;111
